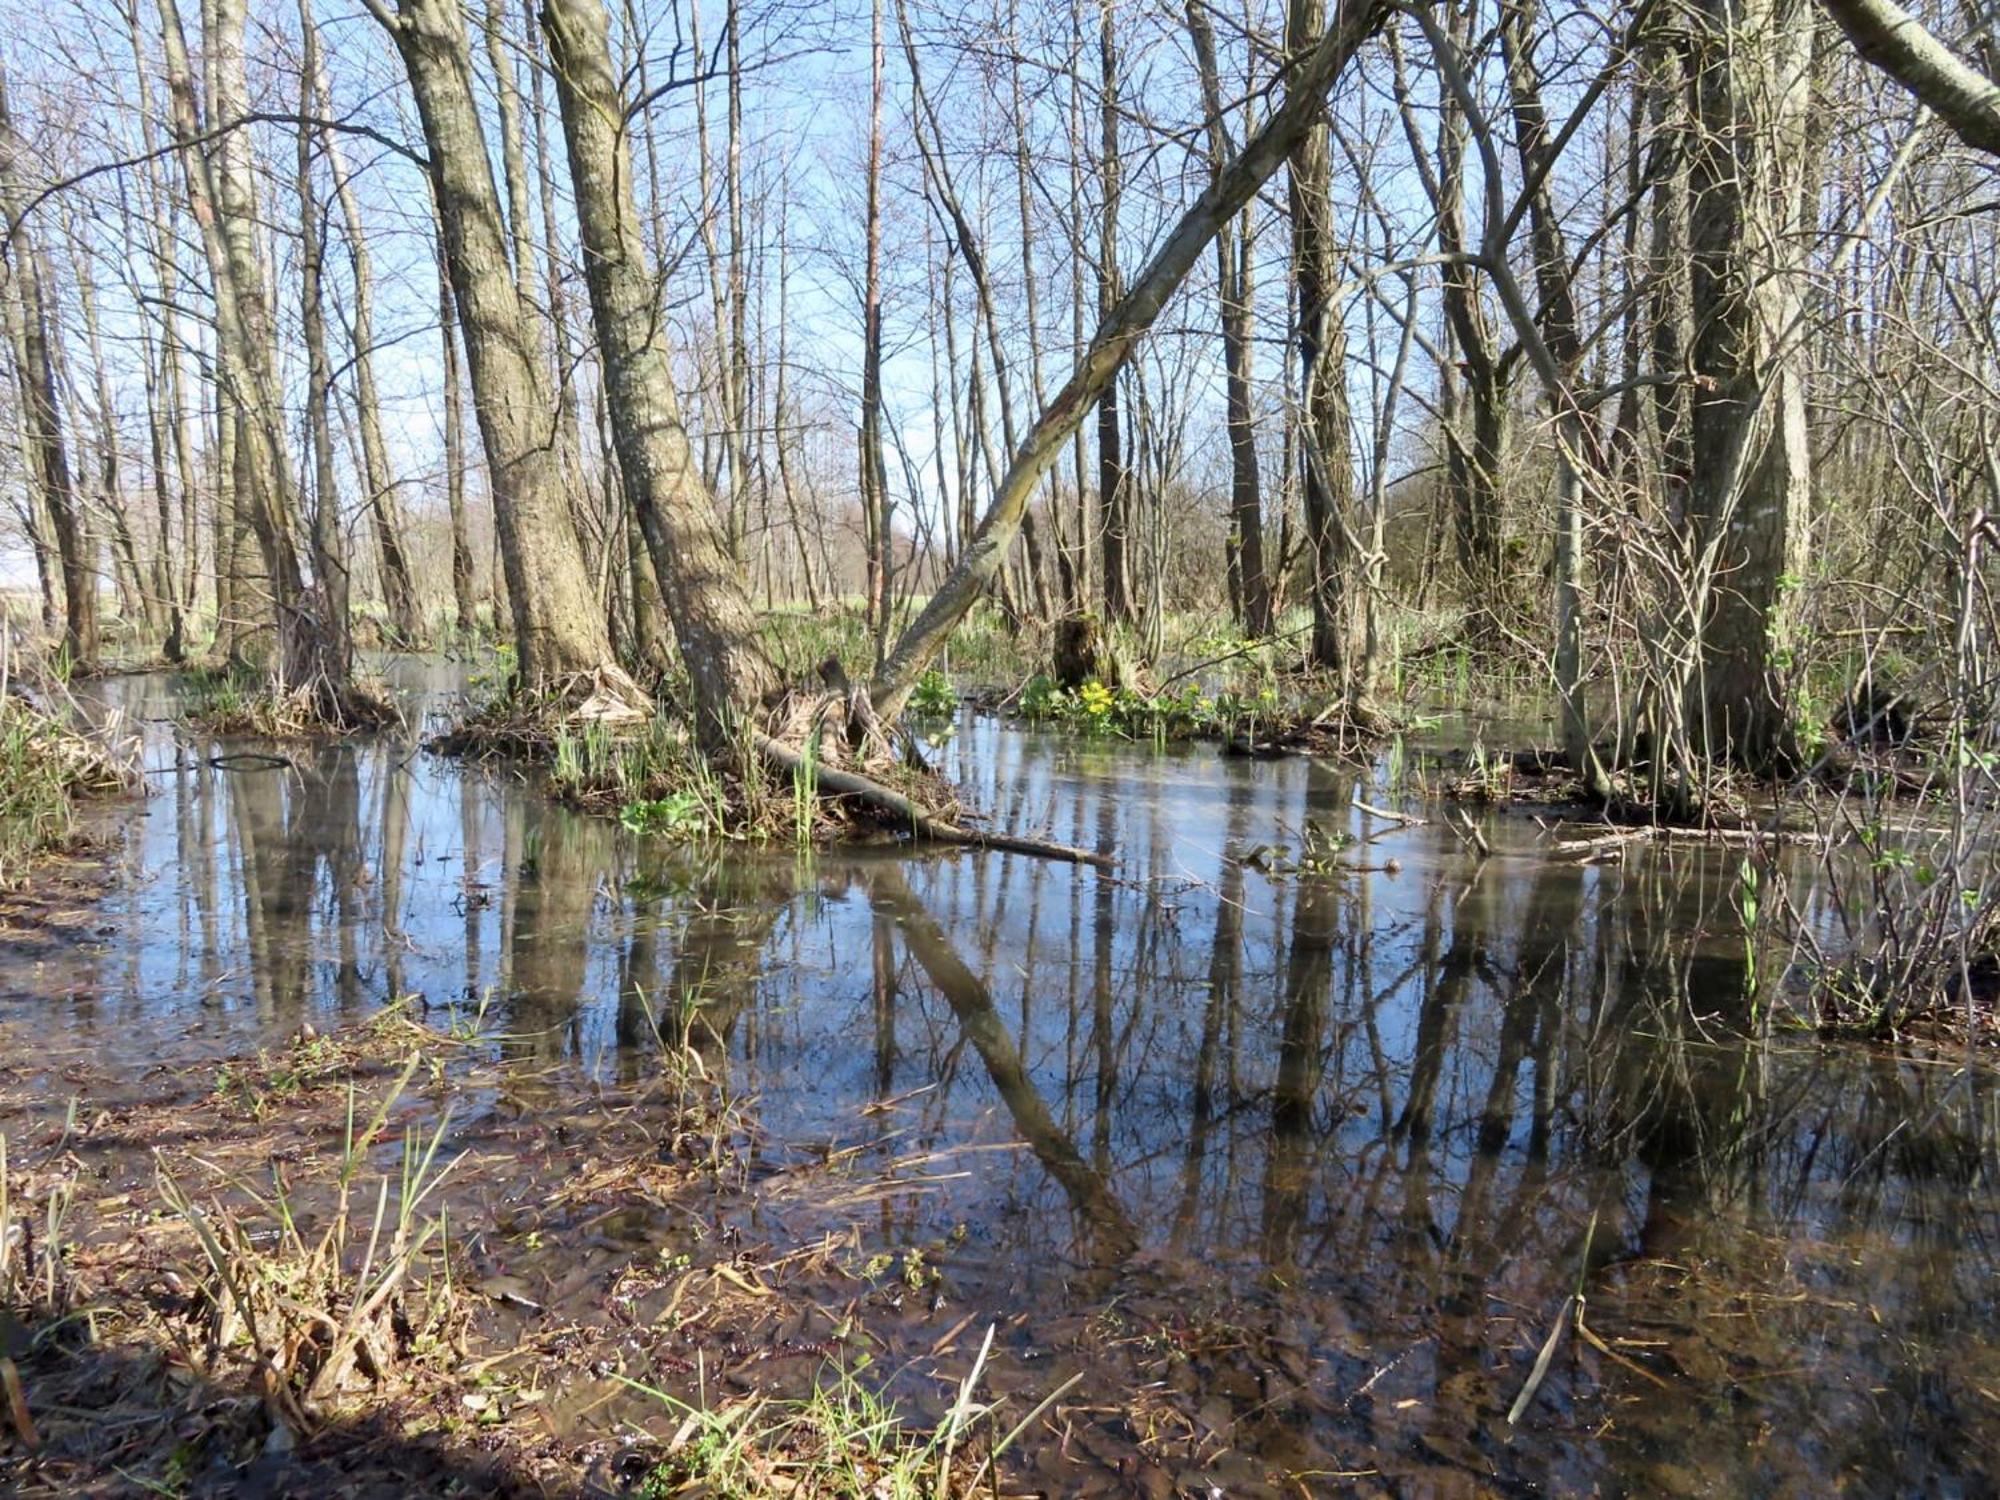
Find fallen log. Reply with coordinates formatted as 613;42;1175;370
755;734;1114;869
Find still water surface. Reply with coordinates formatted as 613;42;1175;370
11;659;1999;1495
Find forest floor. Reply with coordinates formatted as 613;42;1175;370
0;999;1082;1497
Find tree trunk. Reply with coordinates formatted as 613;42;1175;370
380;0;630;696
310;12;422;644
295;13;355;677
1186;1;1271;638
1287;0;1361;686
161;0;353;705
1685;0;1818;768
539;0;778;745
869;0;1387;717
862;0;892;666
435;236;478;635
0;69;98;668
1096;0;1131;623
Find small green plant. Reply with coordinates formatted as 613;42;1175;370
620;790;715;839
907;670;959;718
1736;855;1763;1007
624;1324;1078;1500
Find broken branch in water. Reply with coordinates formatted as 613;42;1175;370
1353;794;1426;826
1445;806;1492;860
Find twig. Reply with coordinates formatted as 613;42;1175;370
1353;794;1426;826
1445;806;1491;859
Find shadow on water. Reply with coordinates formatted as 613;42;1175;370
11;658;2000;1493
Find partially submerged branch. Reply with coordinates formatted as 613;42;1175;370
754;734;1114;868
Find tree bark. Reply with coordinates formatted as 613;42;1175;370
1096;0;1131;623
376;0;630;696
1187;1;1271;637
1817;0;2000;154
539;0;778;745
0;68;98;668
869;0;1387;718
295;13;355;676
160;0;353;704
309;12;422;644
434;235;478;634
1686;0;1819;767
1287;0;1362;685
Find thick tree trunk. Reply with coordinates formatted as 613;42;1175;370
1287;0;1362;686
539;0;778;745
379;0;629;695
1685;0;1818;768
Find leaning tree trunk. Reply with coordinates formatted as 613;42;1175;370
376;0;632;698
0;69;98;669
868;0;1388;719
1685;0;1818;769
539;0;778;746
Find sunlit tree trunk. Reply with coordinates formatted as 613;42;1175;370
1096;0;1131;623
1187;1;1271;638
434;236;478;634
294;15;355;675
1685;0;1819;768
161;0;356;705
378;0;631;696
869;0;1388;716
862;0;891;662
1287;0;1362;687
540;0;777;743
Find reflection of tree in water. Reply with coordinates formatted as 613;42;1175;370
228;745;366;1027
501;804;605;1060
852;810;2000;1490
867;863;1140;1265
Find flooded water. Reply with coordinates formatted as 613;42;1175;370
12;659;2000;1495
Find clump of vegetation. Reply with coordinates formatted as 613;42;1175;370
180;663;396;737
0;694;136;886
159;1069;467;1427
906;669;959;718
1018;672;1287;743
628;1327;1074;1500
